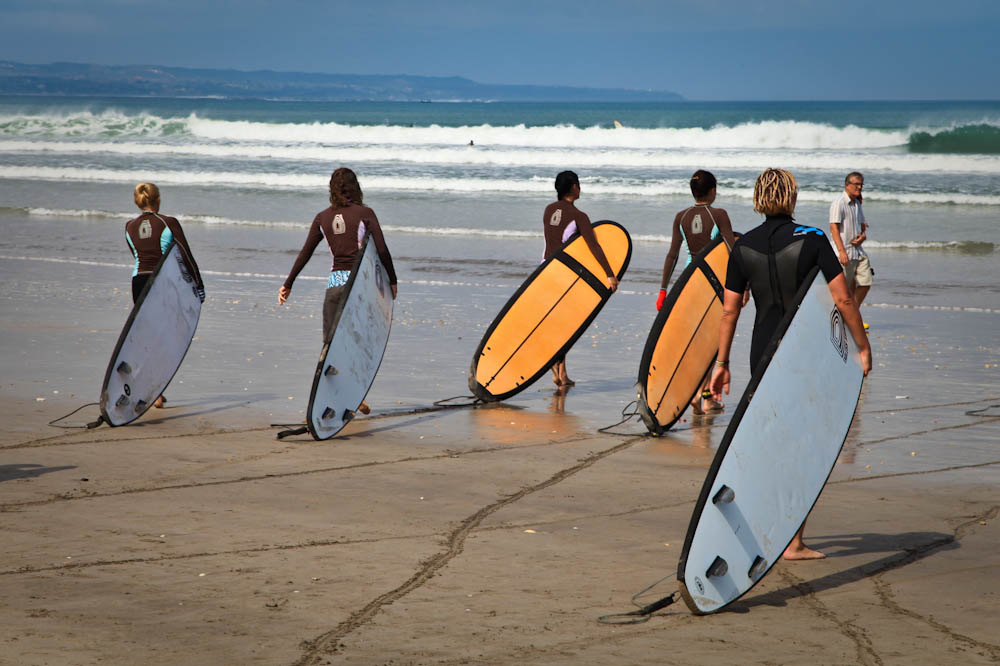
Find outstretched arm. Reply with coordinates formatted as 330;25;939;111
827;273;872;375
710;288;744;400
278;217;323;304
577;217;618;292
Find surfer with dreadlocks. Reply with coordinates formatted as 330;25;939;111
710;168;871;560
279;167;398;415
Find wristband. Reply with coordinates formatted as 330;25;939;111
715;359;729;367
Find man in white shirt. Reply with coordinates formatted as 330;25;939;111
829;172;872;309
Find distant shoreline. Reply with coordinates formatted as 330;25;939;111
0;60;684;103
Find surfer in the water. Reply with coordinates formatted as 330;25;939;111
125;182;205;408
658;169;739;414
543;170;619;388
710;168;871;560
278;168;398;414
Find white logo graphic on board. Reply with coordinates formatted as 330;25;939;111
550;209;562;226
691;214;703;234
333;214;346;234
829;308;848;362
138;220;152;239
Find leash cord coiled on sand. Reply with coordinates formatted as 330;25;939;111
597;573;679;624
47;402;102;429
597;400;640;433
966;404;1000;417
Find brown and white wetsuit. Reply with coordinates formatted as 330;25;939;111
124;211;203;303
283;203;397;341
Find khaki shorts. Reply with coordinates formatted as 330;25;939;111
845;256;873;289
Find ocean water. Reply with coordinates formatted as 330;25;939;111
1;96;998;429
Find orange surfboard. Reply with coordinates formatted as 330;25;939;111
637;235;731;433
469;221;631;402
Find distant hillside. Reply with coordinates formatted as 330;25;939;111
0;61;683;102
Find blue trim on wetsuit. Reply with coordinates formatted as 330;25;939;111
327;270;350;288
681;224;720;266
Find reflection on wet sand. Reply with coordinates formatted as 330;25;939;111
470;392;584;444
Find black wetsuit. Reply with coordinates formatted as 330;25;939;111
724;215;842;371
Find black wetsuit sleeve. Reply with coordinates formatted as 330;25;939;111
815;238;843;283
724;244;749;292
164;217;203;290
365;210;397;286
283;215;324;291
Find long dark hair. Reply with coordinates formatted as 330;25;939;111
329;167;363;208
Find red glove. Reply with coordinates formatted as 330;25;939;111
656;289;666;310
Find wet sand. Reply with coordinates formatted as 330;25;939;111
1;265;999;665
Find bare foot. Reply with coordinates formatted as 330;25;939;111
689;398;705;415
552;375;562;387
782;544;826;560
358;400;371;415
560;376;575;387
703;398;725;412
153;395;167;408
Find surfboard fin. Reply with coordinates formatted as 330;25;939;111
116;361;132;375
115;394;129;407
324;365;338;376
321;407;335;420
748;555;768;580
706;556;728;578
134;400;147;412
712;485;735;505
343;409;355;422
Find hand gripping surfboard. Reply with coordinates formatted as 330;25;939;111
678;268;865;614
100;241;202;426
637;235;731;434
469;221;631;402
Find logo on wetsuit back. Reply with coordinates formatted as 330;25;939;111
549;209;562;226
691;213;703;234
829;308;849;362
794;225;824;237
138;220;152;239
333;214;346;234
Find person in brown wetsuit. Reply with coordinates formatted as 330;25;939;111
278;168;398;414
542;170;619;388
657;170;738;414
125;182;205;408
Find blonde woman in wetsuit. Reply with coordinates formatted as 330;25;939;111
542;170;619;388
657;170;737;415
124;182;205;408
278;167;398;414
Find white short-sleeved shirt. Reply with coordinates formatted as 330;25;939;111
829;191;867;260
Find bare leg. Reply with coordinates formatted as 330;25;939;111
153;395;166;408
782;523;825;560
551;362;562;387
359;400;371;415
557;360;574;386
854;284;870;308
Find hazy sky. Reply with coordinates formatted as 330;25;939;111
1;0;998;100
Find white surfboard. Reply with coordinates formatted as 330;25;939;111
306;234;393;440
100;242;202;426
677;268;865;614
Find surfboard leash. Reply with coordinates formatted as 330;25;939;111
47;403;102;429
597;400;640;434
597;573;679;625
966;404;1000;418
271;396;486;439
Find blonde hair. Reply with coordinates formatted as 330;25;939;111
134;183;160;211
753;169;797;216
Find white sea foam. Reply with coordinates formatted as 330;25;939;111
4;138;999;174
6;166;1000;206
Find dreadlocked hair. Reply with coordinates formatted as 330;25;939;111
753;168;798;216
329;168;363;208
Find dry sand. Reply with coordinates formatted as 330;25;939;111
1;388;997;666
